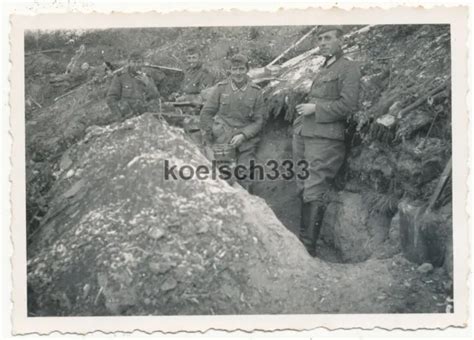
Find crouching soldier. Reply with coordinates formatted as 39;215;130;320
293;25;361;256
106;51;160;120
200;54;265;193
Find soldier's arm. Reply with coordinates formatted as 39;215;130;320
199;86;220;134
149;69;166;92
179;71;187;93
200;69;217;91
240;91;265;139
197;71;218;107
106;75;122;115
311;63;361;122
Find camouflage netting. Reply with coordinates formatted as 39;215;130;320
27;114;449;316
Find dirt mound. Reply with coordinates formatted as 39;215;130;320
25;75;117;235
27;114;450;316
25;53;63;76
26;80;113;162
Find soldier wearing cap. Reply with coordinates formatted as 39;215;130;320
175;46;217;106
200;54;265;192
293;25;361;256
106;51;160;119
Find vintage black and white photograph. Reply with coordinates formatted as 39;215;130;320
9;6;469;333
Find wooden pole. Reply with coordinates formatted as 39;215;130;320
266;26;319;67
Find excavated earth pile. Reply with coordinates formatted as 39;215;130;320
27;114;449;316
26;76;115;237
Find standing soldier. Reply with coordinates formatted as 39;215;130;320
200;54;265;193
293;25;361;256
106;51;160;120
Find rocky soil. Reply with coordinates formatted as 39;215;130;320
27;114;451;316
26;24;454;316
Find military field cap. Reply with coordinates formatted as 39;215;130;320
317;25;344;35
230;54;249;67
128;51;144;61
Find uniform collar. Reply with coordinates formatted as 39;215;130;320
230;77;249;92
323;49;343;68
126;66;139;76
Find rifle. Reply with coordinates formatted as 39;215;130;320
51;64;182;103
163;101;203;109
143;64;183;73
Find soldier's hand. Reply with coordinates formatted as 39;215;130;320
296;103;316;116
230;133;245;147
136;73;152;86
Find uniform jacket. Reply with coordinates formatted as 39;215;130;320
200;77;265;151
181;64;216;95
106;69;159;115
294;53;361;141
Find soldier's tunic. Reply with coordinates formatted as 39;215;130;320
181;63;216;96
293;52;361;203
106;69;160;118
147;68;166;92
200;77;265;184
178;63;217;124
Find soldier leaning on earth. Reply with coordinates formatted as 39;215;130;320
200;54;265;193
293;25;361;257
106;51;160;119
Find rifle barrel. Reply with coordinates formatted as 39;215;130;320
144;64;183;73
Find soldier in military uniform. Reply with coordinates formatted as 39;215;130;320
176;46;217;106
171;46;217;143
293;25;361;256
200;54;265;192
106;51;160;120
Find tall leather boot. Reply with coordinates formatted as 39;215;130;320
299;201;314;254
298;193;308;244
304;201;326;257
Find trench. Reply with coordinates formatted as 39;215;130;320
26;111;351;263
252;116;346;263
26;107;453;287
26;111;454;315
